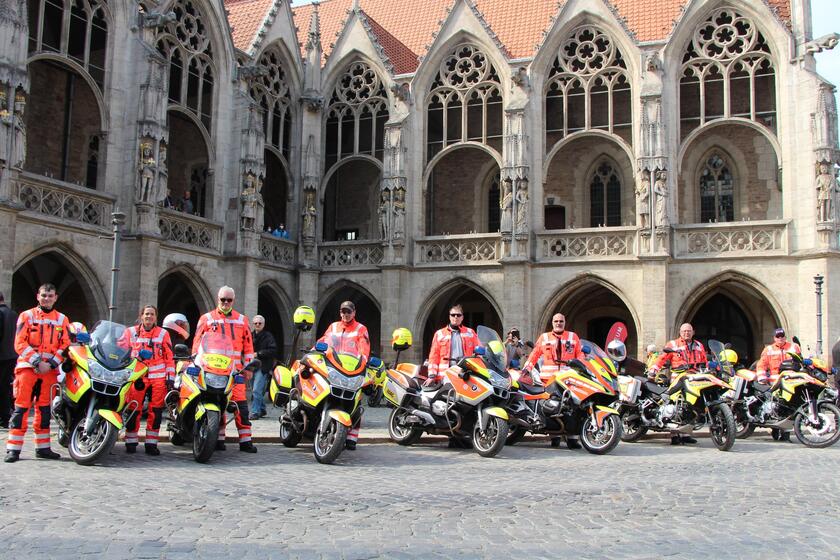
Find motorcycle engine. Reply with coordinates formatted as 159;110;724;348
432;400;448;417
758;399;776;422
656;403;676;426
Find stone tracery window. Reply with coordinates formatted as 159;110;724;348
426;44;503;161
589;160;622;227
545;26;631;147
27;0;109;89
156;0;215;132
680;8;776;139
324;61;389;171
699;153;734;223
250;46;292;162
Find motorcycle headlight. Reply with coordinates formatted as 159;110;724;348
205;372;229;389
88;361;130;385
328;369;365;392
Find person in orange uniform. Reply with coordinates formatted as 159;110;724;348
649;322;707;445
756;327;801;442
522;313;585;449
122;305;175;456
192;286;257;453
427;304;479;378
318;301;370;449
5;283;71;463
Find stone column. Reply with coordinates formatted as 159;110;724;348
502;107;530;257
812;81;840;249
382;118;407;263
134;50;169;235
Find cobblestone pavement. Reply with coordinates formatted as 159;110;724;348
1;430;838;559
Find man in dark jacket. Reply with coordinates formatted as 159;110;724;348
0;292;17;428
249;315;277;419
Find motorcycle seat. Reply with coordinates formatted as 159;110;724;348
753;383;771;393
422;382;441;392
645;381;667;395
518;382;546;396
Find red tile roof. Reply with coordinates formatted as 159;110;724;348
225;1;793;70
226;0;274;52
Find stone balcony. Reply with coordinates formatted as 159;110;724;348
158;208;223;253
536;226;639;262
319;239;385;269
672;220;790;258
414;233;502;266
13;172;115;231
260;234;297;267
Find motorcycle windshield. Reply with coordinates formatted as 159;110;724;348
89;320;132;370
580;339;618;380
197;333;235;374
323;334;365;373
708;339;731;377
476;325;506;373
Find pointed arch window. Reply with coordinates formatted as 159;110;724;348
545;26;631;148
426;44;503;161
699;153;734;222
27;0;109;89
324;61;389;172
250;46;293;162
155;0;215;132
589;161;621;227
680;8;776;139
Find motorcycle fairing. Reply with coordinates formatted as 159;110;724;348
299;372;330;407
328;409;352;427
443;370;491;404
195;402;221;420
98;409;123;429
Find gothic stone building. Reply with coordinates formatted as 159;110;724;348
0;0;838;364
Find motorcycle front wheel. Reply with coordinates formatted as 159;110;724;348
68;417;118;466
473;415;509;458
193;410;220;463
793;402;840;448
581;414;622;455
388;408;422;446
314;419;349;464
709;404;736;451
620;412;648;442
280;400;303;448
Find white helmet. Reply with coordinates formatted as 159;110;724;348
162;312;190;340
606;339;627;362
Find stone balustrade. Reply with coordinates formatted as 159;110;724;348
260;234;296;266
415;233;502;265
673;220;789;258
319;240;385;268
159;208;222;252
14;173;114;229
536;227;638;261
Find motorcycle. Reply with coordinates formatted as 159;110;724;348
729;346;840;448
51;321;151;465
165;333;260;463
618;344;737;451
381;325;511;458
274;312;382;464
506;340;623;455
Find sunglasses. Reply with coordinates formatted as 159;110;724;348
219;298;233;303
449;313;463;317
340;309;354;314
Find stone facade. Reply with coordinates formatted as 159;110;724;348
0;0;838;365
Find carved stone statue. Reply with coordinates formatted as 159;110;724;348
392;187;405;241
138;140;156;202
816;161;837;223
515;177;529;234
302;190;316;239
803;32;840;58
158;140;167;171
653;170;669;227
636;170;651;229
11;89;25;169
378;188;391;241
500;178;513;233
240;173;258;231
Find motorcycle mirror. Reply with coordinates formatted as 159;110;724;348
314;341;328;352
474;346;486;356
138;349;153;361
174;344;190;359
76;332;91;345
793;335;801;346
368;356;383;368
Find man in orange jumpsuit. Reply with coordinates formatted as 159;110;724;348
756;327;801;442
5;283;71;463
318;300;370;449
193;286;257;453
426;304;479;378
522;313;585;448
123;305;175;456
649;322;707;445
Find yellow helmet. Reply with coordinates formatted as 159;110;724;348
293;306;315;331
391;327;412;351
720;349;738;364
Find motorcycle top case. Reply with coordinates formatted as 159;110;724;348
270;364;294;406
383;367;421;406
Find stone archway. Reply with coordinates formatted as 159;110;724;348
12;250;103;328
157;269;208;345
420;281;503;361
258;285;288;365
317;284;381;356
543;280;638;358
167;110;210;216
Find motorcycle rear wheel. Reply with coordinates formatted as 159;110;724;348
505;426;527;446
473;416;509;458
280;416;302;448
620;412;648;442
793;402;840;448
314;419;349;464
388;408;422;446
68;417;118;466
581;414;622;455
193;410;220;463
709;404;736;451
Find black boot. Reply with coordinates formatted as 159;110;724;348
35;448;60;460
239;442;257;453
144;444;160;456
681;436;698;444
4;450;19;463
345;440;357;450
550;437;562;448
215;441;226;451
566;437;581;450
779;431;791;442
671;435;683;445
125;443;137;454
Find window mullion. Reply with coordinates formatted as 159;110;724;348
60;2;71;54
